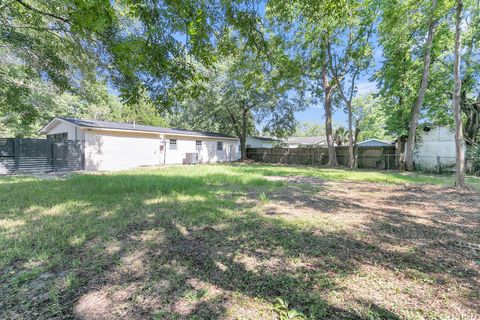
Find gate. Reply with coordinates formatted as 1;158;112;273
52;140;85;171
0;138;84;174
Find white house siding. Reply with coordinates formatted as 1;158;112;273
164;136;240;165
84;131;240;170
414;126;464;171
41;118;241;170
84;130;162;171
46;121;85;140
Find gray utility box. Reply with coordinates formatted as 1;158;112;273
183;152;199;164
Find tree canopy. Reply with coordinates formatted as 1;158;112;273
170;32;302;158
1;0;479;182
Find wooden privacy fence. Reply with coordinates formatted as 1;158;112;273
356;146;398;169
247;146;398;169
0;138;84;174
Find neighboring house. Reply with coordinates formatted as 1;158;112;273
283;136;327;148
246;136;280;148
357;139;393;147
412;125;464;171
39;117;240;171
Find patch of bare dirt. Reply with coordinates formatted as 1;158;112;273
251;175;480;318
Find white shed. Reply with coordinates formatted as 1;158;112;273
413;125;465;171
39;117;240;171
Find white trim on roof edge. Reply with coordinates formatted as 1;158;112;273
38;117;74;135
85;127;239;140
357;139;393;145
38;117;239;140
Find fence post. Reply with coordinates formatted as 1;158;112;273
81;140;86;170
46;138;53;171
436;156;441;174
52;142;56;171
13;138;20;173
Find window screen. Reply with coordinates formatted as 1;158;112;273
217;141;223;151
48;132;68;143
170;139;177;150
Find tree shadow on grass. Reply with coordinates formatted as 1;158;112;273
1;170;479;319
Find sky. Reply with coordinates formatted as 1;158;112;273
165;0;385;132
292;50;382;129
254;0;385;130
294;79;378;128
125;1;384;131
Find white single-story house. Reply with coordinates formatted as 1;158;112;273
283;136;327;148
246;136;280;148
357;139;393;147
39;117;240;171
413;125;465;171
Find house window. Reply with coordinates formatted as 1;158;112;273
48;132;68;143
170;139;177;150
195;140;202;151
217;141;223;151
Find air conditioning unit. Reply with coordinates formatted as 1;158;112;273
184;152;199;165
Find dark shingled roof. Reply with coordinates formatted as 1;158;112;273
57;117;237;139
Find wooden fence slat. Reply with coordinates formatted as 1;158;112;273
247;146;398;169
0;138;85;175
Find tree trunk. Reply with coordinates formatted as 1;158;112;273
325;92;337;166
404;0;438;171
240;108;248;160
397;135;407;170
453;0;465;188
353;118;360;168
347;102;354;168
322;62;338;166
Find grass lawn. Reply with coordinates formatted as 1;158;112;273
1;163;479;319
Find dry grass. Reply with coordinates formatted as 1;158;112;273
0;164;479;319
259;176;480;318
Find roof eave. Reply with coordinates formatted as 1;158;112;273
83;127;239;140
39;117;238;140
38;117;77;135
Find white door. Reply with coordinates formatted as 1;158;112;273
159;141;166;165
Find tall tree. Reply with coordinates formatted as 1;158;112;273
453;0;465;188
328;1;375;168
171;41;300;159
321;50;338;165
459;4;480;146
376;0;454;168
267;1;363;166
0;48;166;137
404;0;439;171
